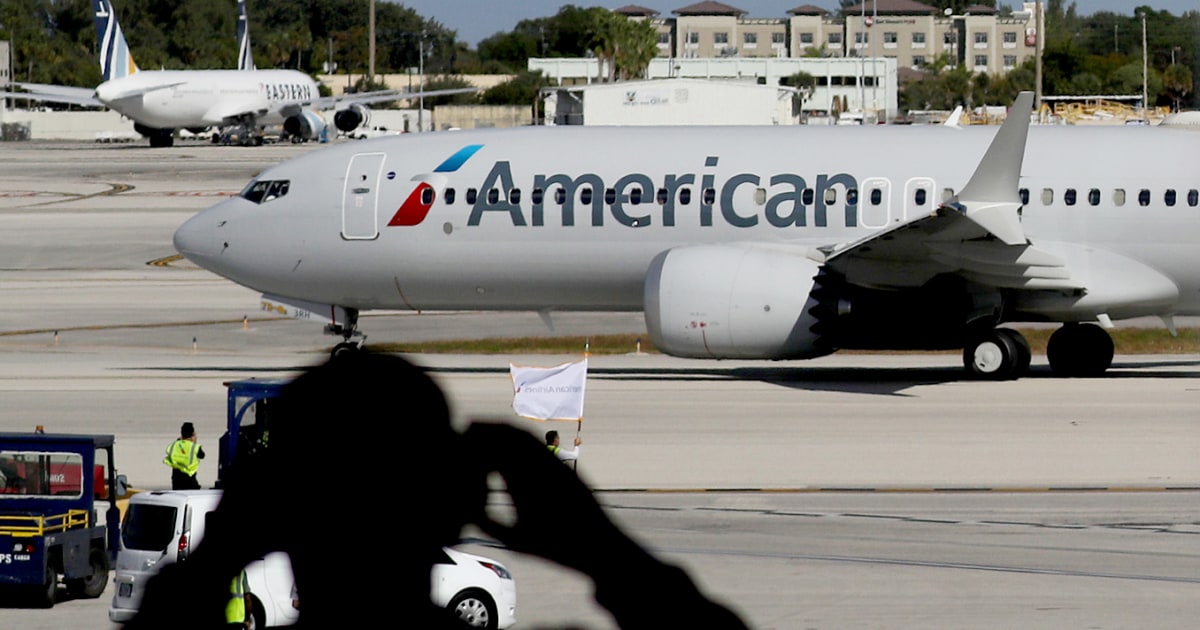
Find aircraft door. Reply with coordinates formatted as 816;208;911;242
904;178;936;222
860;178;892;228
342;152;386;240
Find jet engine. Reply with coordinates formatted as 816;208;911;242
282;110;327;142
643;244;834;360
333;103;370;133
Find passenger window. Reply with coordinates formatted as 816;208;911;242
531;188;543;205
914;189;927;206
1112;189;1124;206
1087;189;1099;206
604;188;616;205
487;188;499;204
802;188;814;205
1138;189;1150;206
656;188;668;205
1064;189;1076;206
510;188;521;204
702;188;715;205
870;188;882;206
466;188;478;204
420;187;434;205
1018;188;1028;205
846;188;858;205
754;188;766;205
1041;188;1053;205
581;187;593;205
1189;190;1199;207
444;188;456;205
824;188;837;205
1165;189;1176;207
679;188;691;205
630;187;643;205
555;188;566;205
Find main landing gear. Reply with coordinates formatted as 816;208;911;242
963;323;1115;379
963;328;1031;380
325;308;365;359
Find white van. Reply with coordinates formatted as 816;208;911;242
108;490;298;628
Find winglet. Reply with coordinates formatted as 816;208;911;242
943;91;1034;245
237;0;255;71
93;0;138;81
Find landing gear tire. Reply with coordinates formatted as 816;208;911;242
331;342;360;359
963;329;1025;380
995;328;1031;375
1047;323;1114;377
65;550;108;599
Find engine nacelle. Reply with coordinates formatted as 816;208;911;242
643;244;832;360
283;110;326;141
334;104;370;133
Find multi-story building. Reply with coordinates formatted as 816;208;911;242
616;1;1039;74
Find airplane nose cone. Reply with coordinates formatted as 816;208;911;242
173;207;224;265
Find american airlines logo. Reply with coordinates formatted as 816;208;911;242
390;145;863;229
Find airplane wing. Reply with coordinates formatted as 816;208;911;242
2;83;101;107
816;92;1080;292
206;98;270;125
312;87;484;111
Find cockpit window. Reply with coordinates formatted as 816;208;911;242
240;179;291;204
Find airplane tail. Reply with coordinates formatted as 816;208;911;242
237;0;255;71
93;0;138;81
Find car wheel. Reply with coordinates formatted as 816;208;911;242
448;588;497;629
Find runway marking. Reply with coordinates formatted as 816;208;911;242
147;254;184;267
16;182;135;207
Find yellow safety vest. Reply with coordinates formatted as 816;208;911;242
162;439;201;476
547;445;560;455
226;570;248;623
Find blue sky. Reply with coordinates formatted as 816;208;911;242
397;1;1198;48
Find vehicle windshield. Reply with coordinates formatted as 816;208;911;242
0;450;87;498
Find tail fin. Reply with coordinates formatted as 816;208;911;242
237;0;255;71
93;0;138;81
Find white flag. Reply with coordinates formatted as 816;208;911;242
510;358;588;421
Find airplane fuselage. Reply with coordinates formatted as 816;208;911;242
95;69;318;129
175;125;1200;326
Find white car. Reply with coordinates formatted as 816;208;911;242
432;547;517;629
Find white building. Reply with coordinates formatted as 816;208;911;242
541;78;797;126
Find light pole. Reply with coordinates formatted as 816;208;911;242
1140;11;1148;120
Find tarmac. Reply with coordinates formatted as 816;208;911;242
0;139;1196;629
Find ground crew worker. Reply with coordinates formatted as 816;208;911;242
163;422;205;490
545;430;581;463
226;569;252;629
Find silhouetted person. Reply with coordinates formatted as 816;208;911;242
124;352;748;629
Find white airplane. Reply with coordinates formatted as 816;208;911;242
2;0;474;146
172;91;1200;379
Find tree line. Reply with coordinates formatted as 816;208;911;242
1;0;1195;111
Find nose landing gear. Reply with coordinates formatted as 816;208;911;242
325;308;365;358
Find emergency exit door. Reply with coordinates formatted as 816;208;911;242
342;152;386;239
